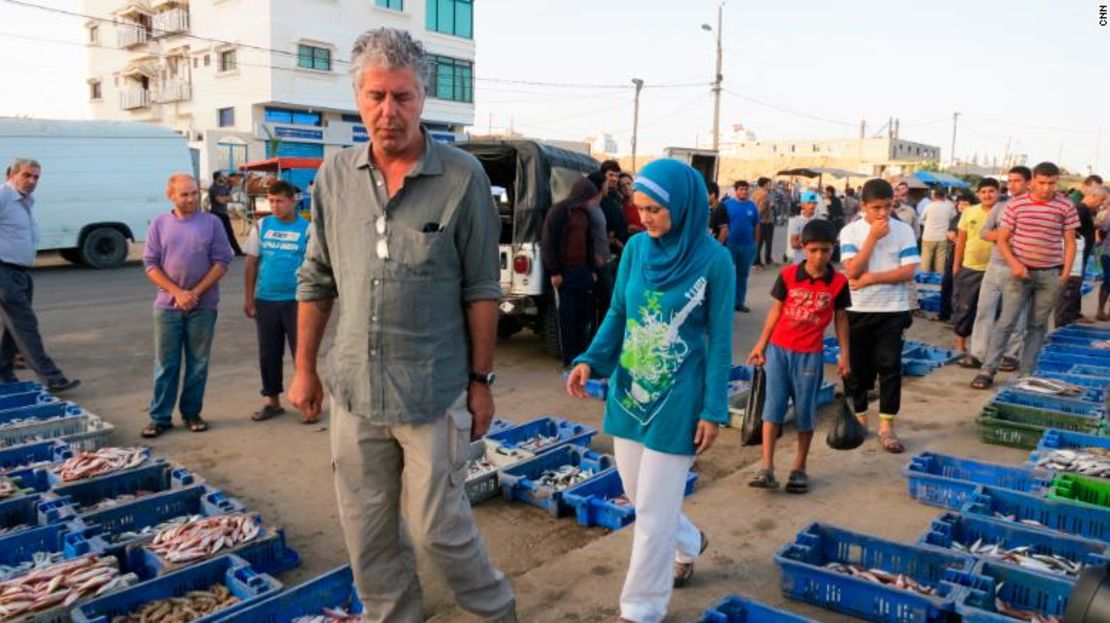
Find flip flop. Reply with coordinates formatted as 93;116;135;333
185;418;209;432
299;413;321;425
785;470;809;494
141;422;172;438
251;405;285;422
879;431;905;454
970;374;994;390
957;355;982;369
999;357;1020;373
748;468;779;489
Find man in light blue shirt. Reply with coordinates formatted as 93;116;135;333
0;159;79;391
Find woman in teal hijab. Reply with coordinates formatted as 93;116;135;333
566;159;734;622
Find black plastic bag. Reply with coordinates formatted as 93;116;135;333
740;365;765;446
826;391;866;451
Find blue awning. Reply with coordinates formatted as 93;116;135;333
913;171;970;188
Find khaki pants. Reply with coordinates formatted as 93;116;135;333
331;394;516;622
920;240;947;274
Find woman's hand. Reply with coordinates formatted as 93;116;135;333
694;420;719;454
565;363;592;399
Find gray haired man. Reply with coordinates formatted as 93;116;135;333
0;159;79;391
289;28;516;622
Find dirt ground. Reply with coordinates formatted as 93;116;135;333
23;229;1106;622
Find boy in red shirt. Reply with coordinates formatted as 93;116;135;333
746;219;851;493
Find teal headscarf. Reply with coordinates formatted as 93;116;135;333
632;159;716;290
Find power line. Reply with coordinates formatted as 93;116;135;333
721;87;857;127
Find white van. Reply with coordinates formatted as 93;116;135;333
0;118;194;268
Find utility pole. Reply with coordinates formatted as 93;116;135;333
710;3;724;152
631;78;644;173
950;111;960;169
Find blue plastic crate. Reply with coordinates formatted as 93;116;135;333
483;415;597;456
915;272;943;285
918;512;1109;578
0;381;43;396
1036;350;1110;373
904;340;962;364
1051;324;1110;339
1067;363;1110;377
72;554;282;623
1042;343;1110;361
128;519;300;579
1047;333;1110;348
0;400;84;424
962;485;1110;543
729;364;755;382
54;462;198;514
1020;374;1108;404
774;522;974;623
80;484;245;548
42;447;155;487
561;371;609;401
697;594;816;623
0;520;106;573
991;389;1106;419
0;440;72;475
562;468;698;530
0;493;76;536
487;417;515;435
499;445;614;516
917;293;942;313
1035;428;1110;454
953;561;1074;623
0;390;57;412
902;452;1051;510
208;565;362;623
0;413;114;452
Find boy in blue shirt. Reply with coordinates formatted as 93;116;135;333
724;180;760;312
243;180;310;422
746;220;851;493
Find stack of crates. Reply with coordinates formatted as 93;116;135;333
823;337;959;378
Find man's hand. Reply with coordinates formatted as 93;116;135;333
565;363;592;399
694;420;719;454
1060;272;1071;286
747;348;766;366
172;289;198;311
837;354;851;378
848;274;872;290
1010;262;1030;280
867;218;890;241
289;370;324;423
550;275;563;289
467;382;495;441
243;299;256;319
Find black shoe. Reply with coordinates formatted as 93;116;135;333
735;305;751;313
46;378;80;393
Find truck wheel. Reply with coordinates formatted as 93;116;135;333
541;303;562;358
79;227;129;269
59;249;85;266
497;316;522;340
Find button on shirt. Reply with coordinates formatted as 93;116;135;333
0;183;38;267
296;133;501;426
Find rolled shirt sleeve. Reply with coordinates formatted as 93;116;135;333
296;164;338;302
455;168;502;303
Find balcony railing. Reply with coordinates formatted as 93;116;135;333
116;23;147;48
152;80;191;103
152;8;189;37
119;87;151;110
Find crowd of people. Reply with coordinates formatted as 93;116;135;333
2;25;1109;623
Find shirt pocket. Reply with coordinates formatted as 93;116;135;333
392;225;453;278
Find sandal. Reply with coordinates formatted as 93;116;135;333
251;405;285;422
879;430;905;454
970;374;994;390
141;422;172;438
999;357;1020;373
185;418;209;432
957;355;982;369
299;412;321;425
673;531;708;588
785;470;809;494
748;468;779;489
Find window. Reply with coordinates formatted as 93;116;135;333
217;49;236;72
203;54;210;67
426;0;472;38
341;113;362;123
218;107;235;127
428;55;473;102
89;81;101;100
297;44;331;71
88;25;98;43
376;0;403;9
264;107;322;126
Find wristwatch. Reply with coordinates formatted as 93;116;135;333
469;371;496;386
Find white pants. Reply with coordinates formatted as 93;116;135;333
614;437;701;623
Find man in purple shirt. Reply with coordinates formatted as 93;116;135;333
141;174;233;437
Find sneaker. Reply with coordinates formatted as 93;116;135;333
46;378;80;393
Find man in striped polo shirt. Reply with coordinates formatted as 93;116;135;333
972;162;1078;388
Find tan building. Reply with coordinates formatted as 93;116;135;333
716;136;942;183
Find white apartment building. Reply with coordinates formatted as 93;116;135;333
83;0;475;189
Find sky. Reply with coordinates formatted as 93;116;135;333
2;0;1108;173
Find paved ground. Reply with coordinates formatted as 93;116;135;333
22;230;1106;622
